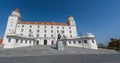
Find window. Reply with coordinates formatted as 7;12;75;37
57;30;59;33
30;25;32;28
62;27;64;29
69;27;71;29
51;30;53;33
92;40;94;43
78;41;81;44
29;34;31;37
44;34;46;37
44;26;46;28
62;31;64;33
44;30;46;33
69;31;72;33
25;40;27;43
18;26;19;27
51;35;53;37
38;25;39;28
22;25;24;27
30;40;31;44
37;34;39;37
84;40;87;44
70;35;72;38
21;40;23;43
57;26;59;29
69;41;71;44
37;30;39;32
8;39;11;42
21;29;23;32
51;26;53;28
73;41;76;44
16;39;18;43
29;29;31;32
9;29;11;31
21;34;23;36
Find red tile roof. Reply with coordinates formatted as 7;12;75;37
0;39;3;44
19;21;69;26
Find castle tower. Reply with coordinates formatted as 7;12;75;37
2;8;21;48
67;16;76;26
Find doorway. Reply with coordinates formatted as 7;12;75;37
36;40;39;45
44;39;47;45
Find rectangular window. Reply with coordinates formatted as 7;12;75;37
37;34;39;37
16;39;18;43
57;30;59;33
73;41;76;44
38;25;39;28
51;35;53;37
78;41;81;44
92;40;94;43
25;40;27;43
29;34;31;37
22;25;24;27
30;25;32;28
69;41;71;44
62;27;64;29
69;31;72;33
21;34;23;36
51;26;53;28
21;40;23;43
21;29;23;32
69;27;71;29
44;26;46;28
51;30;53;33
84;40;87;44
44;34;46;37
8;39;11;42
37;30;39;32
30;40;31;44
29;29;31;32
44;30;46;33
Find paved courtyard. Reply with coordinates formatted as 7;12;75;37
0;45;119;63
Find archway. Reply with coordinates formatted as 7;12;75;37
44;39;47;45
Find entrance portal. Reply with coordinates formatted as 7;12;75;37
44;39;47;45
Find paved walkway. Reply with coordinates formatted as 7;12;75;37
0;45;119;57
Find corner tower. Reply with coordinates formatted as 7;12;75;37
3;8;21;48
67;16;76;26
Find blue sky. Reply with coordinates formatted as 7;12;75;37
0;0;120;44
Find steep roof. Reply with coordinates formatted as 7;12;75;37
19;21;69;26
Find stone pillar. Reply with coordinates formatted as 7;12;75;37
56;40;64;50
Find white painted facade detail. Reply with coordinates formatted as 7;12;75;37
3;9;98;49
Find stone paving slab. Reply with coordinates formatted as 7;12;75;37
0;45;119;57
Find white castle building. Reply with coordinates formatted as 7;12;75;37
2;9;98;49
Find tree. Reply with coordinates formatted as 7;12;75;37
108;38;120;50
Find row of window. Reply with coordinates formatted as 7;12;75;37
21;29;72;34
26;34;73;38
8;38;32;44
69;40;95;44
20;25;72;29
